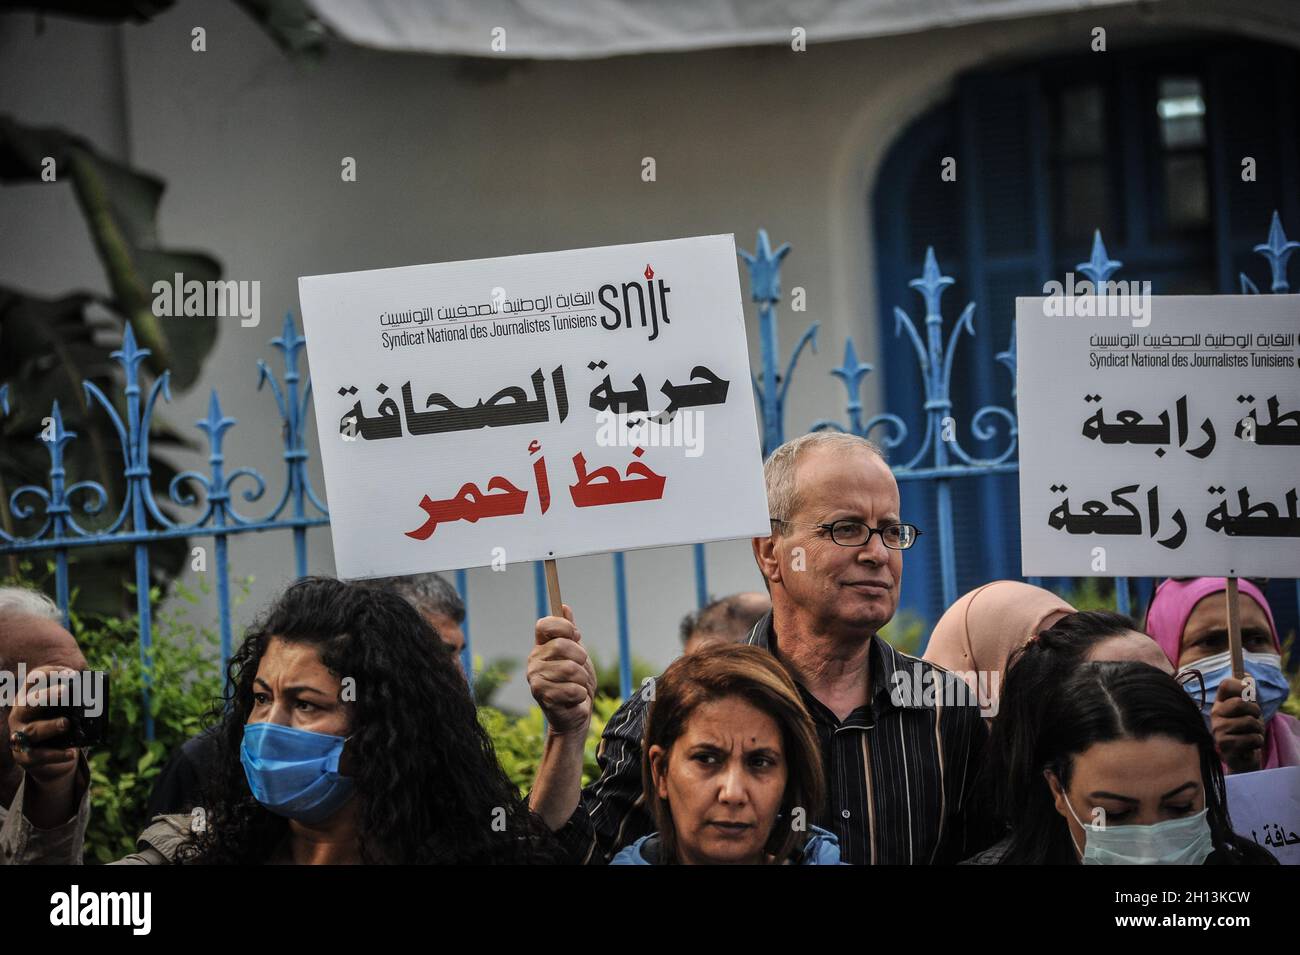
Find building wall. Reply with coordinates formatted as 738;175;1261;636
2;0;1296;709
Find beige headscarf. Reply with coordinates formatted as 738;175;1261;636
921;581;1075;713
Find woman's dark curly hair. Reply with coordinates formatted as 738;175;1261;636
178;576;560;864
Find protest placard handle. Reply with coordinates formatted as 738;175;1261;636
544;558;563;616
1226;576;1245;679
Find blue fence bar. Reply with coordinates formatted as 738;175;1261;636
612;552;631;698
741;230;819;459
533;560;547;620
692;542;708;609
1075;234;1131;620
1246;214;1300;633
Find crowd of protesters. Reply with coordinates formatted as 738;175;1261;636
1;432;1293;864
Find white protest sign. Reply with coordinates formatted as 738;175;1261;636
1227;766;1300;864
298;234;769;579
1017;295;1300;577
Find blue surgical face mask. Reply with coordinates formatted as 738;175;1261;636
240;721;356;824
1061;789;1214;865
1177;649;1290;725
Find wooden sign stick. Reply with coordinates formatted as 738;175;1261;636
1226;576;1245;680
544;558;563;616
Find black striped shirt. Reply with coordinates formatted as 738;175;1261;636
553;611;996;864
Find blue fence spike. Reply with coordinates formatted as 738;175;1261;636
910;246;955;318
198;390;235;449
1078;230;1122;285
1254;210;1299;294
739;229;818;459
995;327;1017;399
830;338;873;434
738;228;791;304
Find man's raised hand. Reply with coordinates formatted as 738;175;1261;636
526;604;597;736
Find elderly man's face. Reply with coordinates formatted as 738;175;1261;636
0;614;86;775
757;447;902;633
424;613;466;656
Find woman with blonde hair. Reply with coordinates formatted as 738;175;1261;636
611;643;838;865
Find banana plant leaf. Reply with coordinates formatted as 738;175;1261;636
1;114;222;389
3;0;327;55
0;0;323;612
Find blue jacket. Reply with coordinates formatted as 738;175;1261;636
610;825;842;865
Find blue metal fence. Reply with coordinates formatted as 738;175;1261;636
0;316;330;737
2;215;1296;733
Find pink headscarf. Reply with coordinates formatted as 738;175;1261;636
923;580;1075;717
1144;577;1300;770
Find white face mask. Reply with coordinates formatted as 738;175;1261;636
1059;785;1215;865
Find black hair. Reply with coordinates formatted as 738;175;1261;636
996;660;1274;865
983;610;1139;821
679;607;702;645
1028;610;1138;662
180;576;560;864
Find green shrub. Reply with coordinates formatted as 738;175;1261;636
878;609;927;656
1282;631;1300;721
589;650;658;701
1059;577;1118;612
71;579;237;863
480;695;622;795
470;655;519;709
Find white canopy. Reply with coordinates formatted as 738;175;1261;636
305;0;1144;59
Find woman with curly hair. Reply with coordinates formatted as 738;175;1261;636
79;576;559;864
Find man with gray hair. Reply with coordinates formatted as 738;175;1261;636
526;431;994;864
679;591;771;656
368;573;466;656
0;586;91;864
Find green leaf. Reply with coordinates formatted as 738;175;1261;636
0;116;222;389
231;0;329;56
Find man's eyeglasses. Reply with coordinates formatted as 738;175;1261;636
769;518;922;550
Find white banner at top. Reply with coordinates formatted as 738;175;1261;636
306;0;1144;59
